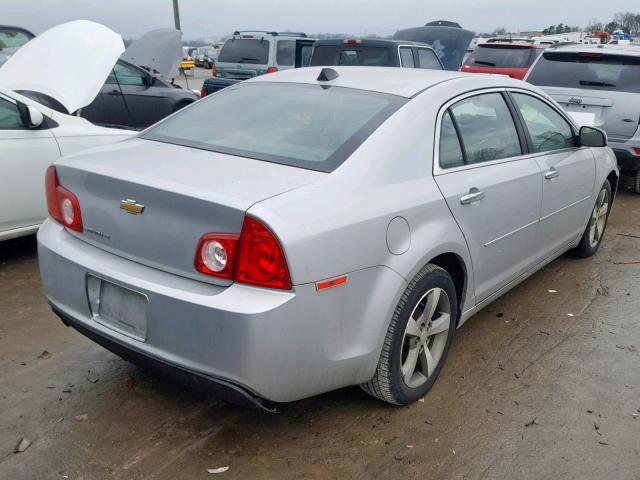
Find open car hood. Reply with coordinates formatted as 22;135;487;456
0;20;124;113
393;25;474;71
121;28;182;79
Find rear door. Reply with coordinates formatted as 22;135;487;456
433;91;543;302
509;91;595;254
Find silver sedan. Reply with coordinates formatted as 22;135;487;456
38;67;618;409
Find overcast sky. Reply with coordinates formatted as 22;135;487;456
1;0;632;39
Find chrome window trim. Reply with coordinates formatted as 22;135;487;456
433;87;586;176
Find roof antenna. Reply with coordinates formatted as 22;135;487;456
317;67;339;82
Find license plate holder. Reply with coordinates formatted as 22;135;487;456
87;275;148;342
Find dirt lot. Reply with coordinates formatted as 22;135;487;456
1;189;639;480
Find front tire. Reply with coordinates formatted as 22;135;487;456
361;264;457;405
573;180;611;257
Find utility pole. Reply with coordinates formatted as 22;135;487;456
172;0;181;30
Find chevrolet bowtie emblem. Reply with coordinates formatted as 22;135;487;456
120;199;145;215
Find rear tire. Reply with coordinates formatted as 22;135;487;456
361;264;457;406
573;180;611;257
634;170;640;194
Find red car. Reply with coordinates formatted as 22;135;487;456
460;42;547;80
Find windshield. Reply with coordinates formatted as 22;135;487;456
465;46;539;68
311;46;392;66
142;82;406;172
218;39;269;64
527;51;640;94
0;27;34;50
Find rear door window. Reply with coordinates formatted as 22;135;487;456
399;47;415;67
218;39;269;65
417;48;441;69
276;40;295;66
310;46;391;66
448;93;522;165
511;93;576;152
106;62;146;86
439;111;465;168
526;51;640;94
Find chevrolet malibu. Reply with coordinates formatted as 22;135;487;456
38;67;618;410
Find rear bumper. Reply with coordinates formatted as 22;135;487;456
202;77;240;95
51;304;279;412
38;220;405;403
610;145;640;172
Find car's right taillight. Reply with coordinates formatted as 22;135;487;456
45;166;83;232
194;215;292;290
266;66;278;74
633;147;640;156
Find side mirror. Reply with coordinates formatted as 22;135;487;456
26;105;44;128
579;126;607;147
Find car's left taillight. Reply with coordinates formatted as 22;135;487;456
45;166;83;232
194;215;292;290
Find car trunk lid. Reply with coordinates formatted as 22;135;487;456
55;138;325;286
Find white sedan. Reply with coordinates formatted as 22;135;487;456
0;20;134;241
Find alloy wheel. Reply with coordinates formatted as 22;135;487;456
589;187;610;248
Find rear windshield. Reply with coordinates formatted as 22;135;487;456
311;46;392;66
465;46;540;68
527;51;640;94
142;83;406;172
0;27;33;49
218;39;269;65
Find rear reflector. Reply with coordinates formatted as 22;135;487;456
45;166;83;232
316;275;348;291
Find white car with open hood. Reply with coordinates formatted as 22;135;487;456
0;20;134;241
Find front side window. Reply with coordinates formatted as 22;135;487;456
106;62;145;86
0;97;24;129
448;93;522;165
276;40;295;66
142;83;406;172
399;47;415;67
417;48;441;70
512;93;576;152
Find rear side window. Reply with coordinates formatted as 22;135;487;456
142;83;407;172
465;46;538;68
417;48;441;70
276;40;295;66
218;39;269;65
447;93;522;165
310;46;391;66
512;93;576;152
0;96;24;129
399;47;415;67
526;51;640;94
439;111;465;168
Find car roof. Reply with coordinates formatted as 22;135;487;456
250;66;526;98
545;43;640;57
314;38;434;49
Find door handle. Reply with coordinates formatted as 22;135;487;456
108;90;122;96
622;118;634;123
460;188;485;205
544;168;559;180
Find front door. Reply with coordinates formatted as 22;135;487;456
510;92;596;256
434;92;543;302
0;94;59;235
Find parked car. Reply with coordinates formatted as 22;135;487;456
393;21;475;71
14;28;199;130
525;44;640;192
200;31;315;96
0;21;134;241
38;66;618;410
194;46;218;69
310;39;443;70
0;25;34;67
460;42;547;79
